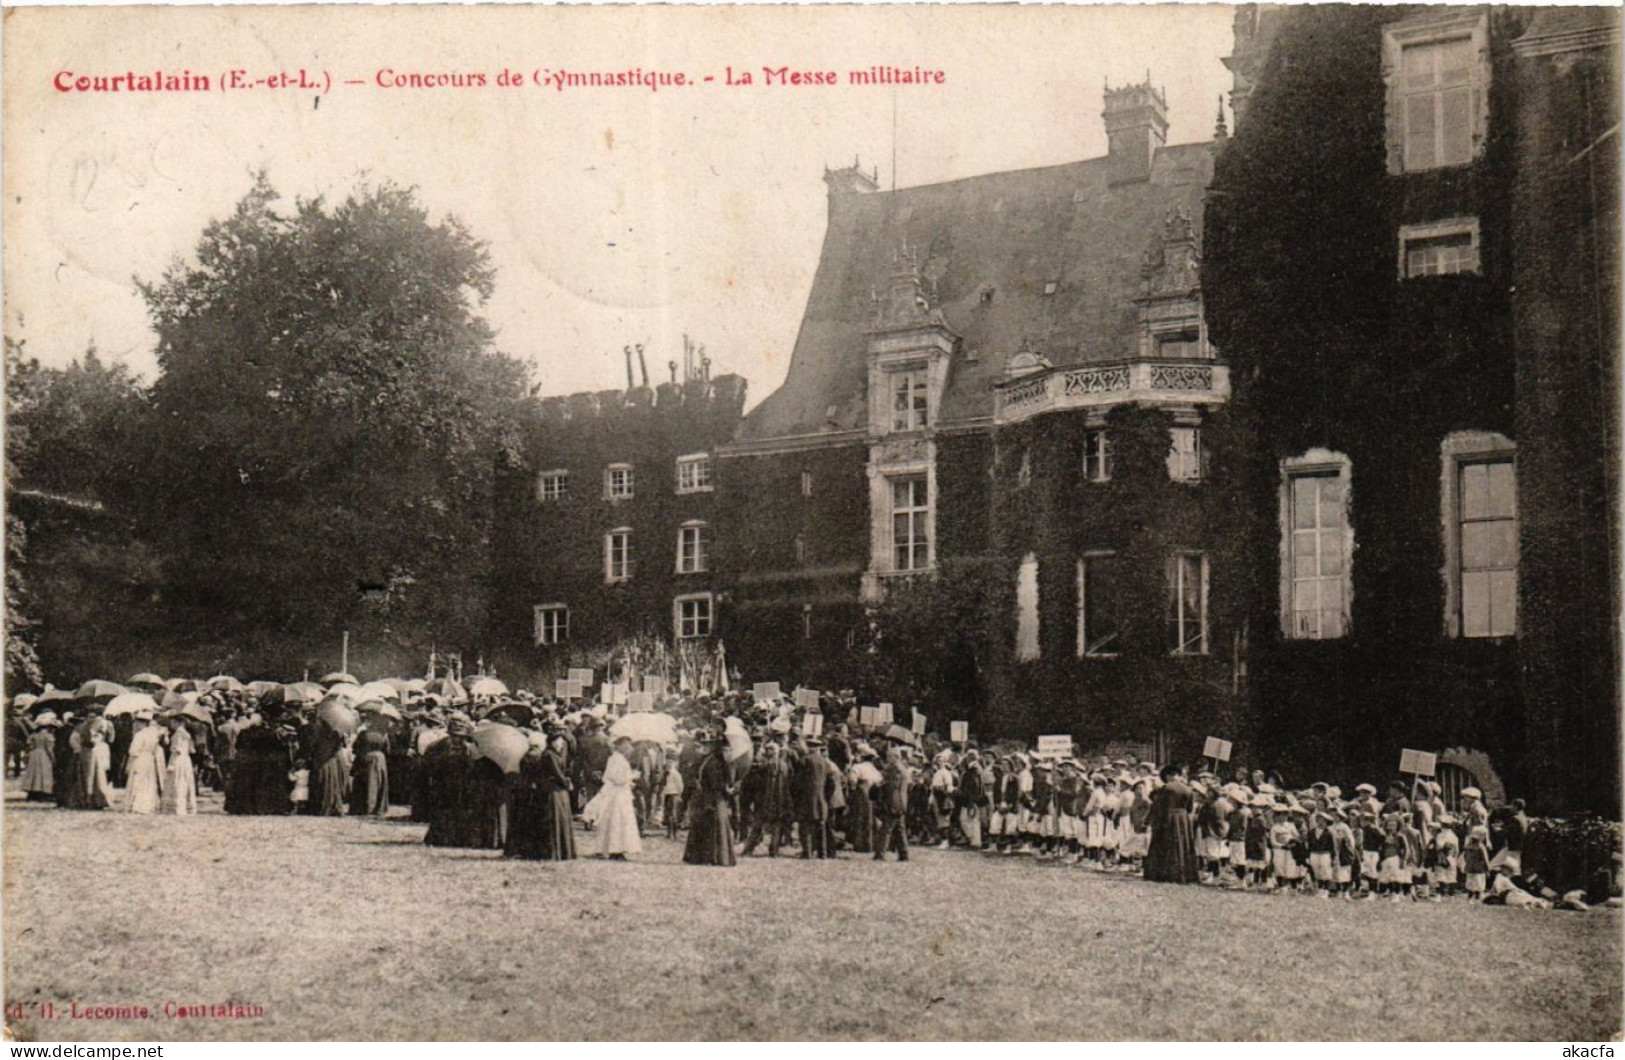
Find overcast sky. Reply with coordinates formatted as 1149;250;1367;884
5;4;1236;409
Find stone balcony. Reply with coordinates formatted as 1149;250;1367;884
991;357;1231;425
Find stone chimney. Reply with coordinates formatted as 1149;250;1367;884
1103;79;1168;185
824;158;880;211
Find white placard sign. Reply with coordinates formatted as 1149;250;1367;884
1399;748;1437;777
603;682;628;706
569;668;595;689
801;713;824;737
911;712;926;736
950;721;969;743
627;691;655;713
752;682;781;702
877;702;894;725
859;706;878;727
1035;735;1073;758
643;676;667;697
1203;737;1233;763
555;679;575;701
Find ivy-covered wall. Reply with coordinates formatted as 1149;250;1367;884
488;376;746;687
985;403;1256;761
1204;5;1617;812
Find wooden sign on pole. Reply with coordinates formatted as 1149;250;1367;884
877;702;894;725
569;668;595;689
602;682;627;706
859;706;878;727
1035;735;1073;758
627;691;655;713
555;679;575;701
752;682;781;703
911;712;926;736
950;721;969;743
643;676;667;697
801;713;824;737
1398;748;1437;777
1203;737;1233;763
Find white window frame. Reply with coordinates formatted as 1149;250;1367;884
674;592;713;640
675;452;713;495
1167;552;1210;656
1280;451;1354;641
1015;553;1041;663
536;470;569;502
1399;217;1481;278
1077;552;1121;658
604;527;633;583
1441;432;1517;639
890;474;931;572
676;520;710;574
889;368;930;432
1383;12;1490;175
1083;430;1112;483
801;470;814;498
533;604;569;646
1167;426;1204;482
604;463;635;501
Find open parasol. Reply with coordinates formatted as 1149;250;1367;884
246;680;280;697
482;702;541;727
467;677;509;698
75;679;127;701
355;681;401;703
179;703;214;726
104;692;158;717
723;715;753;763
610;712;679;744
126;673;165;689
424;678;467;703
472;722;530;773
880;723;919;748
402;678;428;694
325;683;363;702
11;693;37;711
34;688;76;710
316;698;360;736
160;690;199;713
206;675;244;691
278;682;326;706
356;699;404;722
321;672;359;685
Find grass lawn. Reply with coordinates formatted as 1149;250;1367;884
3;785;1620;1041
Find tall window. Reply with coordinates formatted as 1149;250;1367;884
537;470;568;502
1015;553;1040;662
1016;448;1033;489
891;476;930;571
1077;553;1121;657
1400;36;1476;171
1166;552;1209;655
1401;218;1480;278
1287;472;1349;639
1458;459;1516;638
1385;14;1488;176
605;528;633;582
677;522;709;574
890;369;929;431
1168;427;1204;482
675;594;713;639
533;604;568;645
1083;430;1112;482
605;463;635;500
676;453;713;494
801;470;814;498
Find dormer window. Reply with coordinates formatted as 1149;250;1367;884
890;369;930;431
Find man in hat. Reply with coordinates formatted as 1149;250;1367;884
791;736;829;859
956;750;986;850
740;743;793;857
873;740;912;862
574;718;612;825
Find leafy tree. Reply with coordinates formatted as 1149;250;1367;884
134;175;529;671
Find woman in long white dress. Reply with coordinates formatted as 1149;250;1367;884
594;736;643;859
124;712;167;815
163;718;198;815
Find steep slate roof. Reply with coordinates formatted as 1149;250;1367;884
742;141;1216;441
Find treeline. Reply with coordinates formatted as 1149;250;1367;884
6;175;532;688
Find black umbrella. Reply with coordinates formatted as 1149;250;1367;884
880;723;919;748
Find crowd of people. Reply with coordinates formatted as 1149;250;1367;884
6;674;1619;911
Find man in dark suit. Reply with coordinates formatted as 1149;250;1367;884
792;736;829;859
873;741;912;862
739;744;793;857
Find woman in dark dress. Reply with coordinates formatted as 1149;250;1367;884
506;732;576;860
683;735;738;866
1144;763;1200;883
306;720;349;816
349;727;391;816
225;718;295;815
53;715;80;809
421;717;485;847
